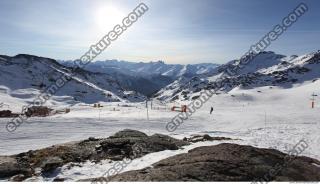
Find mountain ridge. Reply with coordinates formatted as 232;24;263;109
0;54;146;108
155;51;320;101
59;59;220;96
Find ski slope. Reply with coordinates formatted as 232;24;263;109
0;80;319;181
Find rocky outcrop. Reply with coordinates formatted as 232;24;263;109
40;157;64;173
0;110;19;117
108;143;320;182
0;129;189;181
183;134;234;143
0;156;32;179
3;130;318;182
96;131;189;161
110;129;148;138
24;106;53;117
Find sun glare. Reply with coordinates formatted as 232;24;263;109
94;5;126;32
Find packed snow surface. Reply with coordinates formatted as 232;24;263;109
0;80;319;181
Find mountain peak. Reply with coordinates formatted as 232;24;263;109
155;50;320;102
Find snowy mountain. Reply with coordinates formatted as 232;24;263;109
2;51;319;106
1;52;320;182
59;60;219;96
155;51;320;101
0;54;146;108
60;60;219;78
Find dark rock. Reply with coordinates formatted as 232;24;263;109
0;110;12;117
191;95;200;100
53;177;65;182
0;110;19;117
0;156;31;178
41;157;63;173
1;129;189;180
81;137;100;144
100;138;132;150
146;134;184;152
88;137;99;141
184;134;233;143
110;129;148;138
24;106;53;117
99;132;189;160
107;143;320;181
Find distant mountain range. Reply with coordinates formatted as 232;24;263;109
1;51;319;105
154;51;320;101
0;54;219;105
59;60;220;96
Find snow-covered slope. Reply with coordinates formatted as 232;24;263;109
0;54;146;110
155;51;320;101
1;79;319;182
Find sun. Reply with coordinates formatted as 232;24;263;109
94;5;126;31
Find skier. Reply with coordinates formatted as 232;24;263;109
210;106;213;114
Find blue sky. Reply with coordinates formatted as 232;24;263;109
0;0;319;64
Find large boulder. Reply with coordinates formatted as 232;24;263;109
0;156;31;178
98;130;189;160
108;143;320;181
40;156;64;173
110;129;148;138
145;134;184;151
